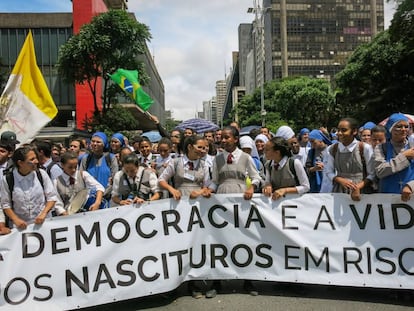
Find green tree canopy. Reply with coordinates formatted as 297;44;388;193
235;76;336;133
57;9;151;129
335;0;414;122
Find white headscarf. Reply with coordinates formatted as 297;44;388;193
240;135;260;159
276;125;295;140
254;134;269;144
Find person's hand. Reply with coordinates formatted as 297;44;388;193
88;202;100;211
315;161;324;171
0;223;11;235
133;197;145;205
403;148;414;160
201;187;212;198
14;217;27;230
34;211;47;225
150;115;160;124
190;190;202;199
272;188;286;200
401;185;412;202
335;177;358;191
170;189;181;200
351;187;361;201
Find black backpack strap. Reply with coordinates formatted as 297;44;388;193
5;170;14;206
358;141;367;179
35;169;44;189
85;153;93;169
105;152;112;167
46;161;62;177
329;142;339;158
289;158;300;186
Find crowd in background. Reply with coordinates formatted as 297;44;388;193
0;112;414;298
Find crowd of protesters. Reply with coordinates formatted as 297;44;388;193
0;112;414;298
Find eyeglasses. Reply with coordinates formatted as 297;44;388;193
171;135;181;138
393;124;410;131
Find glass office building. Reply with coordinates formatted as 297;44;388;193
0;14;75;127
264;0;384;80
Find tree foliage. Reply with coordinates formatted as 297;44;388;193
335;0;414;122
235;76;336;133
57;9;151;131
84;105;139;133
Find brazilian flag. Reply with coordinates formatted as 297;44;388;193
109;69;153;111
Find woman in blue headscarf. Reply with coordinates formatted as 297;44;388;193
111;133;126;167
305;129;332;193
80;132;119;203
374;113;414;198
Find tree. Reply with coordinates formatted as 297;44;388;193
335;0;414;122
235;77;337;132
57;10;151;125
84;105;139;133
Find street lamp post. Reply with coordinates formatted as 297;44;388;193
248;0;269;127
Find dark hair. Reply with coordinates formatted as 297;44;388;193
70;137;86;149
35;140;52;158
139;136;152;146
371;125;386;134
158;137;172;148
268;137;291;157
184;127;195;134
183;135;205;155
60;151;78;164
132;135;143;144
12;146;38;167
339;118;359;131
207;141;217;156
123;154;139;166
222;126;240;139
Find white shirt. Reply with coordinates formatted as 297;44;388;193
0;169;59;224
42;158;64;181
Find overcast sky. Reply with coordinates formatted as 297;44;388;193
1;0;397;121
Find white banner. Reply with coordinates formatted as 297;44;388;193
0;193;414;310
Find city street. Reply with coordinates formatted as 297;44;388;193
81;281;414;311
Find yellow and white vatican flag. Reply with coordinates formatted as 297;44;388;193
0;30;58;144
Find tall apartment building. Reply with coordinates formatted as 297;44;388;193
215;80;227;127
240;0;384;91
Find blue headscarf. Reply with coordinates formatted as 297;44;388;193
309;129;332;146
299;128;310;138
111;133;125;148
362;121;376;130
385;113;409;138
92;132;109;150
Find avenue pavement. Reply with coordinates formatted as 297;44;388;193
81;281;414;311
